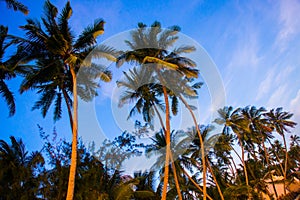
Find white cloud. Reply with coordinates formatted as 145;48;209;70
227;32;261;70
256;66;294;101
256;69;275;100
290;89;300;118
289;89;300;133
276;0;300;51
275;65;295;83
267;84;288;108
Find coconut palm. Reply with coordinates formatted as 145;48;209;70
146;130;182;199
264;108;297;195
117;21;199;200
13;1;116;199
240;106;279;198
184;125;225;200
290;135;300;147
215;106;251;195
117;66;165;128
146;130;211;199
1;0;29;15
117;67;203;200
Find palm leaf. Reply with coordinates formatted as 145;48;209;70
4;0;29;15
0;79;15;116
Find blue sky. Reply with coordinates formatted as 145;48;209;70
0;0;300;153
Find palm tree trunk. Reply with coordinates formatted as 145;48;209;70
206;157;225;200
161;86;171;200
238;138;251;199
66;67;78;200
238;138;249;186
154;103;182;200
179;95;207;200
169;151;183;200
282;135;288;195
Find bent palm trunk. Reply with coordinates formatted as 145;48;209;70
179;95;207;200
206;157;224;200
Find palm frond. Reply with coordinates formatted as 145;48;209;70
4;0;29;15
74;19;104;50
32;88;56;118
53;92;62;121
0;79;15;116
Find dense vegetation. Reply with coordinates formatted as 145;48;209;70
0;0;299;200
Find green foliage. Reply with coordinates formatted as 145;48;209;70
13;0;117;122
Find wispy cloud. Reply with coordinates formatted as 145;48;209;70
267;85;288;108
289;89;300;132
290;89;300;116
275;0;300;51
227;28;261;71
256;69;275;101
256;65;294;103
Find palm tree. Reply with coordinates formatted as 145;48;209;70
290;134;300;147
145;130;182;199
215;106;251;195
146;130;212;199
264;108;297;195
117;21;199;200
185;125;225;200
118;67;205;200
1;0;29;15
117;66;165;128
240;106;279;198
14;1;116;199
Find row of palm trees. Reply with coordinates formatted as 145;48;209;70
1;0;299;199
0;112;299;199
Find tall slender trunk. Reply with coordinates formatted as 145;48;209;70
169;151;183;200
153;104;182;200
179;95;207;200
282;135;288;195
238;138;249;186
66;67;78;200
262;139;278;199
206;157;224;200
161;86;171;200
